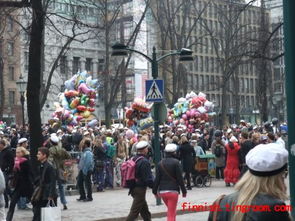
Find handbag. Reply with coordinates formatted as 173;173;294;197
212;194;226;221
31;163;48;203
41;200;61;221
160;161;177;183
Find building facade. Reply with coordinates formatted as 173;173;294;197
148;0;268;125
265;0;286;122
0;12;23;126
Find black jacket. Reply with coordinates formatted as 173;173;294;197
14;156;34;197
208;192;291;221
134;154;153;188
37;161;57;200
152;155;186;195
239;140;255;165
179;142;196;173
0;147;14;175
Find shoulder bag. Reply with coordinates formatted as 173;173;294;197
31;163;48;203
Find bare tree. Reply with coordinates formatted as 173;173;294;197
92;0;149;127
202;0;258;126
147;0;209;104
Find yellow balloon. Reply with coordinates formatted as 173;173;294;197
83;111;91;118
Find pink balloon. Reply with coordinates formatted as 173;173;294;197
78;83;91;94
188;124;193;129
195;111;201;117
182;114;187;120
186;111;191;118
126;129;135;139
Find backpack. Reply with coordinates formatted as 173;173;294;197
106;144;116;159
120;156;144;188
214;145;222;157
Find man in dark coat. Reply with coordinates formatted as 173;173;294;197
32;147;57;221
179;136;196;190
238;132;255;177
0;139;14;208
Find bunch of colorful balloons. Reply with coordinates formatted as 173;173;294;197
168;91;216;133
0;121;6;130
50;71;100;127
125;98;152;129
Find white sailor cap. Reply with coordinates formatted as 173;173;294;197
246;143;288;177
164;144;177;153
136;141;149;150
18;138;28;144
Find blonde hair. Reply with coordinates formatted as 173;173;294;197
233;171;288;221
16;146;30;156
180;136;188;144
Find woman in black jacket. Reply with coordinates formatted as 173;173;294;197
153;144;187;221
6;147;34;221
179;136;196;190
93;138;107;192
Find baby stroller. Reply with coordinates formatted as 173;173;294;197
192;154;215;187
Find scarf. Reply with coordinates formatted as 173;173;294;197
14;157;27;171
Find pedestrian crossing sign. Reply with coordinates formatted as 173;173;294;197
145;80;164;102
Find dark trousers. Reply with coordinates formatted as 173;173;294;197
77;170;92;199
4;173;11;208
216;167;224;179
126;187;151;221
6;189;21;221
184;172;191;188
32;198;57;221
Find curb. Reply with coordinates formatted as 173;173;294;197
95;209;201;221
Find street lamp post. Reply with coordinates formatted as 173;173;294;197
112;43;193;205
16;74;27;128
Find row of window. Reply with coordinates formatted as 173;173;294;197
200;93;256;109
187;73;257;94
188;56;256;75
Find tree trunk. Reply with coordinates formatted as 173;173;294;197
0;58;4;120
221;81;228;127
27;0;44;177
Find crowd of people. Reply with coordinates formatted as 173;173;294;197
0;118;290;221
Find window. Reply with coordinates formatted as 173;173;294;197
195;56;198;71
200;56;204;72
205;57;209;72
210;75;215;90
8;91;15;105
194;75;199;90
60;56;67;75
0;40;2;57
24;52;29;71
98;59;105;72
200;75;204;91
205;76;209;90
7;16;13;32
85;58;93;72
7;42;14;56
8;66;14;81
250;79;254;93
73;57;80;74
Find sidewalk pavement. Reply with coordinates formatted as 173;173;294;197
13;180;236;221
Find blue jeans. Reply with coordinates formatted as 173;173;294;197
104;160;113;188
58;180;67;205
17;197;27;209
94;163;106;191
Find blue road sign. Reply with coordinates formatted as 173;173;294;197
145;80;164;102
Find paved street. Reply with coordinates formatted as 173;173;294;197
11;177;291;221
13;180;235;221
